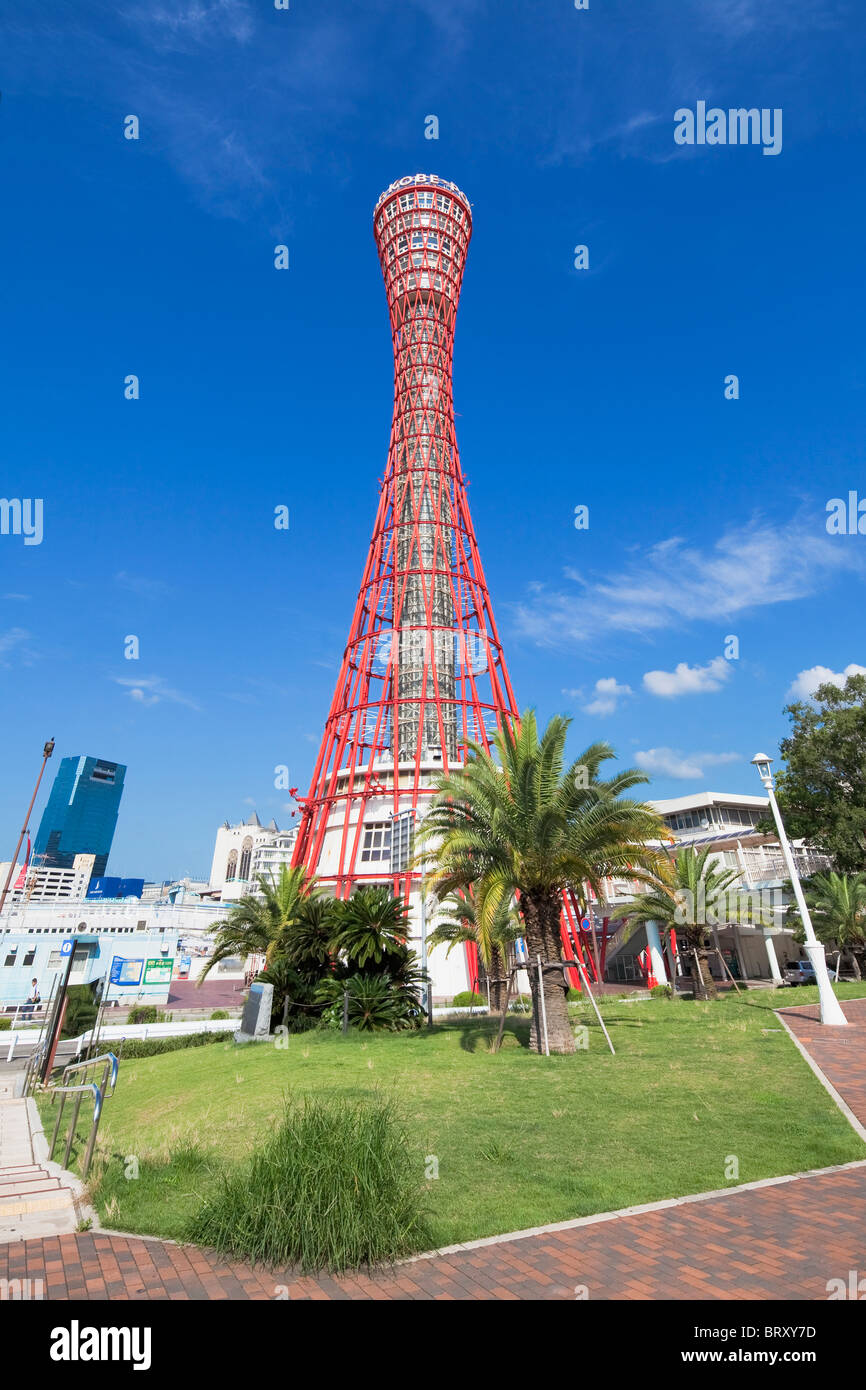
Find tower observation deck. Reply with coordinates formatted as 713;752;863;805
291;175;519;903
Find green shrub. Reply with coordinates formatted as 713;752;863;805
566;987;582;1001
0;1018;10;1032
210;1010;229;1020
451;991;485;1008
188;1095;431;1272
650;983;673;998
119;1031;228;1059
127;1005;158;1025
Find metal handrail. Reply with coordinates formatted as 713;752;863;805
59;1050;119;1099
22;1040;47;1095
43;1051;119;1179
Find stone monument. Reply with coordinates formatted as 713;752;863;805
234;980;274;1043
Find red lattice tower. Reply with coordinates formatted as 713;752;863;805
291;174;597;985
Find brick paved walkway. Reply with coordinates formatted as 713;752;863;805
2;996;865;1301
778;995;866;1130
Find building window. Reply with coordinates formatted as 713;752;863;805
226;850;238;881
360;823;392;864
23;948;36;967
239;838;252;881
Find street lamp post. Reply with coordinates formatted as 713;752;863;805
0;738;55;919
751;753;848;1027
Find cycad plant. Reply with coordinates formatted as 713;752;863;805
328;885;408;969
418;709;665;1054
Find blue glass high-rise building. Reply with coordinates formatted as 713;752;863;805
33;755;126;879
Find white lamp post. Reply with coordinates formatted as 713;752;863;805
751;753;848;1026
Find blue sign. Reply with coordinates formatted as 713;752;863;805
87;876;145;901
60;939;74;957
109;956;144;986
180;956;191;972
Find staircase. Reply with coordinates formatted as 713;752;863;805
0;1072;93;1242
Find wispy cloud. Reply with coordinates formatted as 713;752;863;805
123;1;257;51
636;747;742;780
115;571;173;598
0;627;33;666
513;516;866;649
787;662;866;701
114;674;201;710
0;6;363;220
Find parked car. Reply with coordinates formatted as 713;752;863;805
783;960;817;986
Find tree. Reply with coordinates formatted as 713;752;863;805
790;871;866;979
619;846;742;1001
428;891;522;1011
418;710;665;1054
199;864;318;983
767;673;866;872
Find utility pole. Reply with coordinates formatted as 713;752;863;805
0;738;55;918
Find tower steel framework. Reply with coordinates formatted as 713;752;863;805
292;175;598;985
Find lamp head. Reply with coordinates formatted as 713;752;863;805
43;738;55;759
751;752;774;787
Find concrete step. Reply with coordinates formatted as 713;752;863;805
0;1176;63;1196
0;1186;77;1218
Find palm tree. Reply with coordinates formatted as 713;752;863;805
428;891;522;1011
799;872;866;979
619;846;742;1000
199;864;318;983
417;710;666;1055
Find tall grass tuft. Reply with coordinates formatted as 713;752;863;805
187;1094;431;1272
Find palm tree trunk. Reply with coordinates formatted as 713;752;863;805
689;945;718;1001
522;892;575;1055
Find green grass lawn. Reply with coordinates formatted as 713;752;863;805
52;984;866;1250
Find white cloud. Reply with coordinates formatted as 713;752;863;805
513;517;866;649
115;674;201;711
636;747;741;780
128;687;159;707
787;663;866;700
582;677;633;717
643;655;731;698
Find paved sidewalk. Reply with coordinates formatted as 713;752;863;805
2;996;865;1299
778;996;866;1130
2;1163;865;1300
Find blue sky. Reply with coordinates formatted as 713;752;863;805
1;0;865;878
